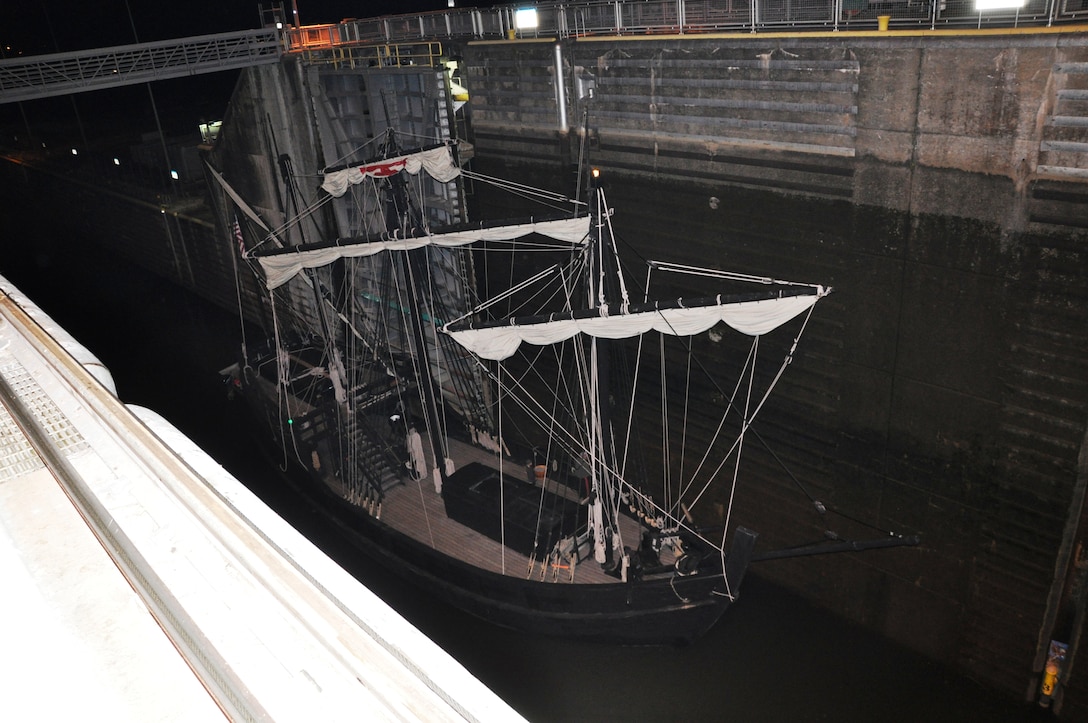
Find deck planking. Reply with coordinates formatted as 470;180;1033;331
374;437;662;585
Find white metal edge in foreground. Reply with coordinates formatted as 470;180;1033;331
0;274;524;723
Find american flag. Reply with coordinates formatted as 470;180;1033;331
232;215;245;256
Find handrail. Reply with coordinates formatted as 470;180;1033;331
298;40;445;69
284;0;1086;53
0;28;281;104
4;0;1081;104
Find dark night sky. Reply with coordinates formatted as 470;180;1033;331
1;1;470;56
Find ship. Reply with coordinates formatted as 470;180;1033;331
210;129;909;644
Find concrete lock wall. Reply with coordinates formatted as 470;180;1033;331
463;32;1088;711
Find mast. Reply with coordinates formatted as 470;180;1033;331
587;172;621;567
443;169;827;570
405;247;450;493
277;152;349;407
379;129;449;493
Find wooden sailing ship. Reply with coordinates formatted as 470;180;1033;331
211;130;910;643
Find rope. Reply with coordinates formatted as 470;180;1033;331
498;364;506;575
720;337;757;598
671;339;754;510
269;293;309;472
460;169;580;209
248;190;336;255
649;260;824;291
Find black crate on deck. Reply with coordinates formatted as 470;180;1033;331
443;462;576;557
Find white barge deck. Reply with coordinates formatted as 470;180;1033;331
0;275;523;722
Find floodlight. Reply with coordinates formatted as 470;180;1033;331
515;8;538;29
976;0;1024;9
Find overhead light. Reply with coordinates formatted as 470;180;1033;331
976;0;1024;9
515;8;538;29
170;170;180;180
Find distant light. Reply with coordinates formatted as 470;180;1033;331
276;22;283;29
170;170;180;180
447;0;455;6
515;8;538;29
113;157;120;166
70;148;77;155
198;120;223;144
591;167;601;178
976;0;1024;8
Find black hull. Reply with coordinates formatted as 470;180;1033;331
232;365;756;645
294;463;742;645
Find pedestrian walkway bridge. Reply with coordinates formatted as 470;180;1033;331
0;274;522;722
0;29;282;105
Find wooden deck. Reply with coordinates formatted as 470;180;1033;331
376;437;663;585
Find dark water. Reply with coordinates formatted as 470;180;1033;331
0;225;1047;722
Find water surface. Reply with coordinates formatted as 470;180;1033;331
0;213;1044;722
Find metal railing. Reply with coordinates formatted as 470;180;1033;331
0;28;281;104
295;41;446;70
4;0;1081;104
284;0;1087;52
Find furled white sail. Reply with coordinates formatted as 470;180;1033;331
445;290;827;361
257;215;591;290
322;144;461;197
